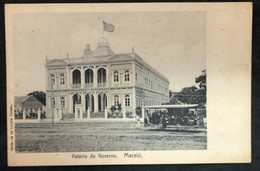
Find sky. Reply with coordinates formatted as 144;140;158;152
13;11;206;96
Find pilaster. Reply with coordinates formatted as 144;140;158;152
93;68;97;87
133;87;136;112
69;93;73;113
82;93;86;113
94;91;98;113
66;66;70;88
81;67;84;88
23;109;26;120
37;109;41;122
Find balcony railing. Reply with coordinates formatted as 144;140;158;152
71;84;81;88
84;83;94;88
97;82;106;87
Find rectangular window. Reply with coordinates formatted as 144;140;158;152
60;77;65;85
51;78;55;85
51;98;55;108
114;95;119;106
114;74;119;82
125;72;130;82
125;95;130;107
61;97;65;108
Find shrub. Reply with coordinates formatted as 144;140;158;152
110;106;116;113
117;104;122;111
107;112;113;118
109;104;123;118
112;110;123;118
41;111;47;119
136;107;142;118
126;111;133;118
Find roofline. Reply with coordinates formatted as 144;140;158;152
45;53;170;84
133;53;169;83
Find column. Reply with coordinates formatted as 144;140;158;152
23;109;26;120
37;109;41;122
132;88;136;114
132;63;135;86
69;93;73;113
101;93;104;111
123;109;126;119
105;107;108;119
106;66;109;87
121;93;125;118
94;92;98;113
80;107;83;120
89;94;92;111
141;107;145;121
93;68;97;87
66;67;70;88
87;107;90;119
106;93;111;110
81;68;84;88
70;70;73;87
82;93;86;113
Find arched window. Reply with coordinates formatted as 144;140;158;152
125;95;130;107
50;74;55;86
72;69;81;84
85;69;93;83
114;95;119;106
114;71;119;82
60;74;65;85
97;68;106;83
72;94;82;113
60;97;65;108
51;97;55;108
124;70;130;82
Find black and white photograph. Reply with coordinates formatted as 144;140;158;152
6;3;251;166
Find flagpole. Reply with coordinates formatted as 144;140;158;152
102;16;104;38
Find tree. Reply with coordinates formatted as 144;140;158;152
195;70;206;89
171;70;206;104
27;91;46;105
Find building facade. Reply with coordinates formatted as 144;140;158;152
45;38;169;120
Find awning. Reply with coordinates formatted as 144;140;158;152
143;104;198;109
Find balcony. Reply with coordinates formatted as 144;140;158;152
97;82;106;87
71;84;81;88
84;83;94;88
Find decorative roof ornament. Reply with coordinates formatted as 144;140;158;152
97;37;110;47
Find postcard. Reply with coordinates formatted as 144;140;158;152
6;3;252;166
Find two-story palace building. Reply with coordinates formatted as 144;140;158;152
45;38;169;120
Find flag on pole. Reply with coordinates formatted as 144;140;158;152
103;21;115;32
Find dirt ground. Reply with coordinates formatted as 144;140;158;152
15;122;207;152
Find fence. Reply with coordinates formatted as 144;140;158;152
14;108;44;123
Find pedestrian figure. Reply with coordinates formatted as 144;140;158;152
162;113;168;128
136;114;141;129
144;111;150;127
